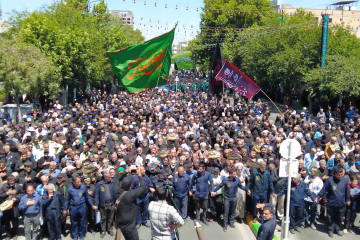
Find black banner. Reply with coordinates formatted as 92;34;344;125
210;42;224;96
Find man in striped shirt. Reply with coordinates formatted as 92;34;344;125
148;186;184;240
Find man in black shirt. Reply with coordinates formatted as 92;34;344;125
115;166;146;240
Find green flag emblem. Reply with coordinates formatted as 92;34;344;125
105;27;176;94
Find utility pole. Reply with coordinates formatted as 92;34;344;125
319;13;330;107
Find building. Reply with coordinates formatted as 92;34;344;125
172;41;188;55
109;10;134;27
282;1;360;37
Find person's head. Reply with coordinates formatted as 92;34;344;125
228;168;236;179
103;171;111;183
49;161;56;172
156;186;167;201
109;168;116;178
310;168;318;178
319;160;326;169
335;168;345;180
259;161;266;171
26;185;35;197
47;184;54;195
263;206;274;221
57;173;65;184
350;176;358;187
41;175;49;185
198;163;206;174
178;166;185;177
292;174;301;185
7;175;15;186
72;176;82;188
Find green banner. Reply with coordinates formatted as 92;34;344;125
105;28;175;94
171;51;194;70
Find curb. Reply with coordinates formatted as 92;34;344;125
245;213;279;240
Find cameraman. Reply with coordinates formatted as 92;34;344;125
149;186;185;240
114;166;146;240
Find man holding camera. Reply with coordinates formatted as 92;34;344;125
115;165;146;240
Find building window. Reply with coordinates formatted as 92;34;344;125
329;18;332;23
315;17;319;21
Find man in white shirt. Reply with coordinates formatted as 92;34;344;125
148;186;184;240
304;168;324;230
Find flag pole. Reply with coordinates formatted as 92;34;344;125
260;89;283;117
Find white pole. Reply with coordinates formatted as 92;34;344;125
283;141;292;240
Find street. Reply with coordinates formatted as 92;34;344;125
13;217;256;240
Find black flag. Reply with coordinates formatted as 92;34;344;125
210;42;224;96
174;61;178;71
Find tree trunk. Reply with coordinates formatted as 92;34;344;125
14;95;21;123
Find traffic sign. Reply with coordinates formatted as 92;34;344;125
279;139;302;159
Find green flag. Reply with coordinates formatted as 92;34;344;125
105;28;175;94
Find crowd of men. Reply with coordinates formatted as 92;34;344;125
0;76;359;240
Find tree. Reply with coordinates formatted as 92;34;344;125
0;38;60;120
303;54;360;97
6;2;144;90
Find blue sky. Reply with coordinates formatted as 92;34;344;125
2;0;358;43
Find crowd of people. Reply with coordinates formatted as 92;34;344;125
0;75;359;240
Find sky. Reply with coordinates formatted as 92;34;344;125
1;0;359;43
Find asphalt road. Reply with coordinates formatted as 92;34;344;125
274;215;360;240
14;217;256;240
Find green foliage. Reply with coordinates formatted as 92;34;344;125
5;2;144;89
190;3;360;97
0;38;61;100
304;54;360;97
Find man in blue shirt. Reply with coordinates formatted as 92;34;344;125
256;203;277;240
19;185;42;240
63;175;97;240
276;174;317;234
212;168;250;232
95;171;115;238
247;161;274;223
189;163;214;225
318;167;350;238
42;184;64;240
172;166;191;220
133;166;154;229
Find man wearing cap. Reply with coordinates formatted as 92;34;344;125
189;162;214;225
115;166;146;240
63;175;97;240
247;160;274;223
95;171;115;238
19;161;38;190
212;168;250;232
172;166;191;220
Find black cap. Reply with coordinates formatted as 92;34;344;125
158;169;168;177
214;167;220;172
121;175;133;190
57;173;65;178
24;162;32;167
